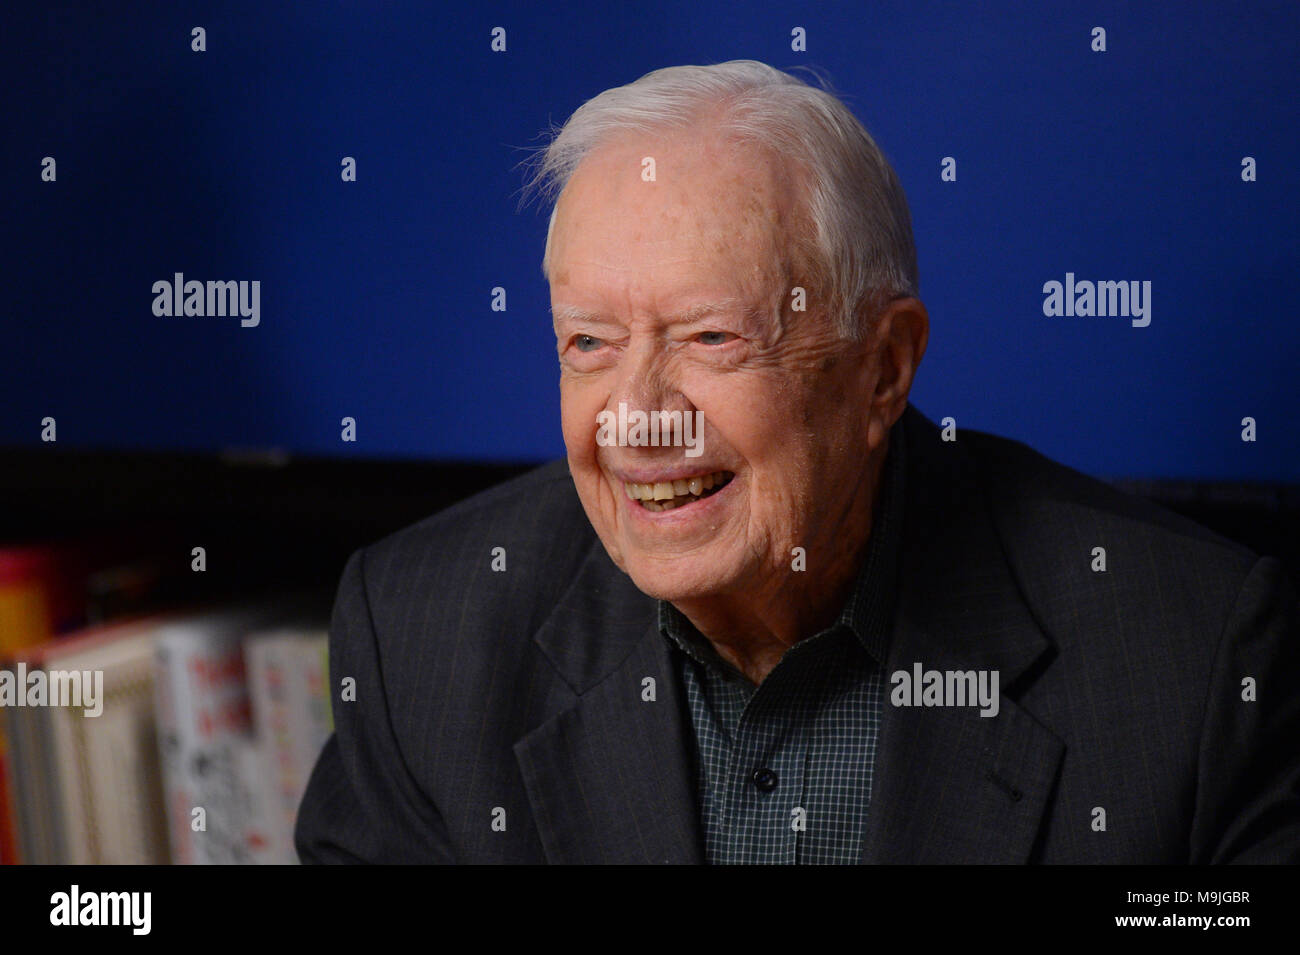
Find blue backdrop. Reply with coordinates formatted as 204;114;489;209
3;0;1296;480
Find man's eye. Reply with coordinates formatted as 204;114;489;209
574;335;604;352
697;331;735;345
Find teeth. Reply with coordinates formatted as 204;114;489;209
622;471;732;507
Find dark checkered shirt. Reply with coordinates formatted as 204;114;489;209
658;424;906;864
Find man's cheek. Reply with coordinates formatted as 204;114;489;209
560;411;595;452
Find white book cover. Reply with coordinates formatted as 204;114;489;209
294;631;332;775
245;631;297;863
153;606;285;865
245;626;329;864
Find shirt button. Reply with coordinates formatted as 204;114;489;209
751;767;779;792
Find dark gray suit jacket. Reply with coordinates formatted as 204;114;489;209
295;405;1300;863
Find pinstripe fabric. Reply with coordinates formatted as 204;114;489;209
658;423;904;864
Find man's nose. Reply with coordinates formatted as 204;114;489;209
612;335;669;407
609;338;693;442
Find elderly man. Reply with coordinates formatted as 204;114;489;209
296;61;1299;864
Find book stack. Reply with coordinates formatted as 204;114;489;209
0;545;332;864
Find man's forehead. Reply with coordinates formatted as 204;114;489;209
547;130;807;324
551;178;795;285
558;131;794;222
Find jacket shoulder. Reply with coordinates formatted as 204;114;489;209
965;427;1255;562
349;458;597;640
961;425;1262;655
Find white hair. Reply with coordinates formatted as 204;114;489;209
524;59;919;341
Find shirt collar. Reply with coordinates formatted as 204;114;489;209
657;417;907;670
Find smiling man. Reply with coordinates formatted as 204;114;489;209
547;112;920;692
297;61;1300;864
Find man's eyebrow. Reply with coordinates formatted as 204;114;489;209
548;307;624;335
550;303;606;326
551;300;753;324
676;299;751;322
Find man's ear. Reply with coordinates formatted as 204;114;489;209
863;296;929;440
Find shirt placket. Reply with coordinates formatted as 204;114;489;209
720;656;811;865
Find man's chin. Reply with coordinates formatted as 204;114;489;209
620;558;739;604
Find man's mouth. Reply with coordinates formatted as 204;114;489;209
623;470;735;512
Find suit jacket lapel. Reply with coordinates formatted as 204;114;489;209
861;407;1065;863
515;543;703;864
